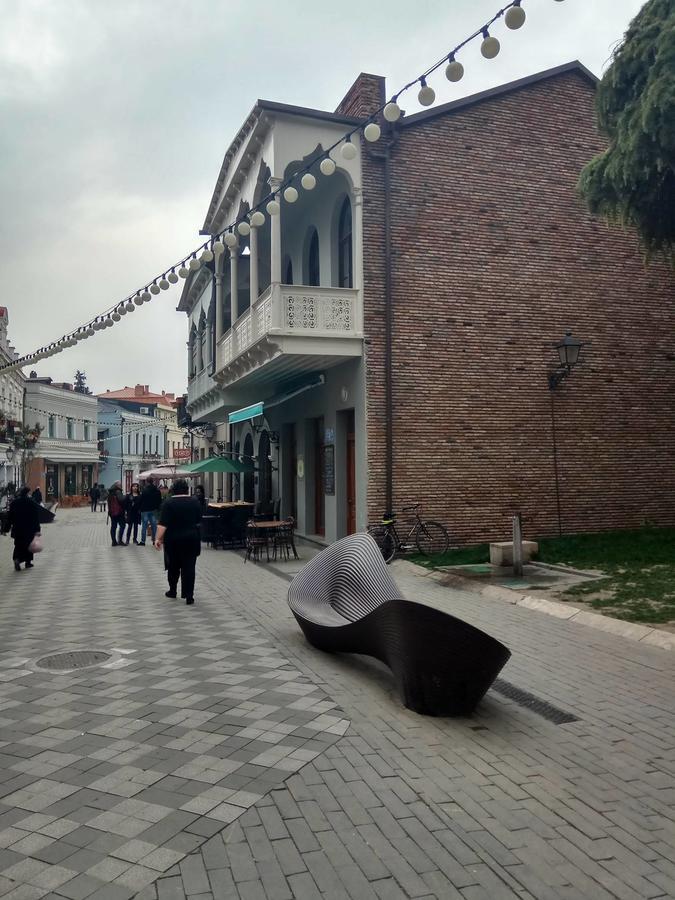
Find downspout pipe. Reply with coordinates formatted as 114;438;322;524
383;142;393;516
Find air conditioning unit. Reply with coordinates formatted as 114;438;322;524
139;407;149;414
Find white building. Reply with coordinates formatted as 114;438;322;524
178;95;366;540
24;375;100;503
0;307;26;491
97;401;168;490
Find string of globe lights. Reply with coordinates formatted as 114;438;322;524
0;0;564;376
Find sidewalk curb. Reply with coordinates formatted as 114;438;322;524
395;561;675;653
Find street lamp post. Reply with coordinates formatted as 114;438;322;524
548;330;586;537
5;445;36;489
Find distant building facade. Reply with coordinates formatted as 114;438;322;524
0;307;25;489
97;401;167;490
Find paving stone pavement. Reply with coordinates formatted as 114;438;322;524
1;510;675;900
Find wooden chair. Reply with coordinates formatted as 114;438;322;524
272;517;298;561
287;533;511;716
245;520;269;563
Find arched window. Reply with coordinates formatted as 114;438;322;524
198;313;206;371
189;327;197;376
338;197;353;288
283;256;293;285
308;229;320;287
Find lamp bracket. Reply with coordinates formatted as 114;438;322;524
548;367;570;391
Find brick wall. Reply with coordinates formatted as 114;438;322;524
335;73;385;119
362;69;675;543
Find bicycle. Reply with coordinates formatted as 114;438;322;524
367;504;450;564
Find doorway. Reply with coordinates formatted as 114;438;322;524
243;433;255;502
312;417;325;536
258;430;272;504
345;411;356;534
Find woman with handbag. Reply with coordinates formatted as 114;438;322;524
7;487;41;571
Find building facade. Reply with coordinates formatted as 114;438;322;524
97;401;167;490
23;376;99;503
179;62;675;544
0;307;25;491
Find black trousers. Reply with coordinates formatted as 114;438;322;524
13;536;33;564
124;519;139;543
90;500;97;511
166;539;199;600
110;515;125;544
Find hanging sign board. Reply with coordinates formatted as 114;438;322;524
323;444;335;495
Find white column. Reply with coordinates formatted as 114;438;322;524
215;271;223;341
352;187;364;331
269;176;282;284
230;246;239;323
249;226;259;307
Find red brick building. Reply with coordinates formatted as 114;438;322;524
181;61;674;545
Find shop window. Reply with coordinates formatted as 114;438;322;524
64;465;76;496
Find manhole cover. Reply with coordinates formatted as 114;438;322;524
35;650;112;671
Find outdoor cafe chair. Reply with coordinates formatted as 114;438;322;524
245;519;270;563
272;517;297;561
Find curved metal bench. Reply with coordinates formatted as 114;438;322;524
288;533;511;716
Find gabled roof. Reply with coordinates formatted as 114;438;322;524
401;61;597;128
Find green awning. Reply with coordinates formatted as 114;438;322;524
185;457;253;474
228;402;264;425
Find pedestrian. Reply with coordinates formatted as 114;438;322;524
195;484;207;512
139;477;162;546
31;486;43;506
7;487;41;571
89;483;100;512
154;479;202;605
123;482;142;545
107;482;126;546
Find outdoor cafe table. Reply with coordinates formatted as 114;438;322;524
207;501;254;510
251;519;299;560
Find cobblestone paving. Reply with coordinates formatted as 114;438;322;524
2;510;675;899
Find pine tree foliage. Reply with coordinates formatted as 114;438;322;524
578;0;675;263
73;370;91;394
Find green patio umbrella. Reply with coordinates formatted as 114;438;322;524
185;456;253;474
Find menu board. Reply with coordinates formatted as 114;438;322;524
323;444;335;495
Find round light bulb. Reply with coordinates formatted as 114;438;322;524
250;210;265;227
383;102;401;122
143;290;153;302
125;303;135;313
105;318;114;328
87;326;96;335
319;158;336;176
212;242;224;257
201;248;214;263
481;35;500;58
284;186;298;203
418;83;435;106
149;284;160;296
159;278;170;290
301;173;316;190
266;199;280;215
364;122;381;142
112;312;121;322
224;232;238;247
134;293;144;305
118;305;127;316
168;270;179;282
189;257;201;270
341;140;357;160
237;220;251;236
178;265;189;278
93;320;103;330
505;5;526;28
446;60;465;82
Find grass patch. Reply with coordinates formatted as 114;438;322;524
409;543;489;569
412;527;675;624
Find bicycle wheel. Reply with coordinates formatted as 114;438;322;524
415;521;450;556
368;526;397;564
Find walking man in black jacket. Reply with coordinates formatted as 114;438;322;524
139;478;162;546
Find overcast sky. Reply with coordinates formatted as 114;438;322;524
0;0;646;396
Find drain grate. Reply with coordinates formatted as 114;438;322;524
492;679;579;725
35;650;111;671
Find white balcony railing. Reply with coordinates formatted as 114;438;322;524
217;284;361;370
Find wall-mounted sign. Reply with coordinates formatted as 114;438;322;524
297;455;304;479
323;444;335;495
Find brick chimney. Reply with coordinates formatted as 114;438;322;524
334;73;386;119
134;384;149;397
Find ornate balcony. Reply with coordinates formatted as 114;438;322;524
215;284;363;390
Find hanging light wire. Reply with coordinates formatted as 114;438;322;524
1;0;547;375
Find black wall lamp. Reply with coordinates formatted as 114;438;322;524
548;330;585;390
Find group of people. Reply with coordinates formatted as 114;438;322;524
102;477;205;605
